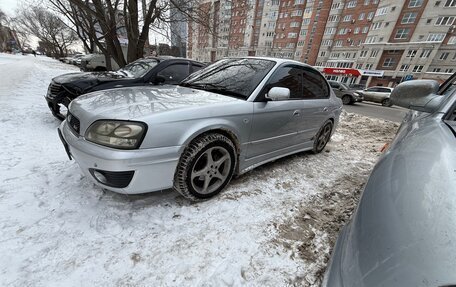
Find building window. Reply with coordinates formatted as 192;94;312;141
347;1;357;8
302;18;311;25
320;51;326;57
291;10;303;16
364;0;370;5
365;63;373;70
406;49;417;57
343;15;353;22
354;27;360;34
375;7;388;16
335;40;343;47
365;36;376;43
440;52;450;60
448;36;456;44
420;49;432;58
408;0;423;7
325;27;336;34
435;16;456;26
322;39;333;46
286;43;296;48
372;22;382;30
400;64;409;71
401;12;417;24
412;65;424;72
445;68;454;73
328;15;340;22
360;50;368;57
444;0;456;7
290;21;300;27
383;58;395;67
297;40;305;47
362;26;369;33
367;12;374;20
300;29;307;36
359;13;365;20
433;68;442;72
331;2;342;9
427;33;445;41
370;49;379;57
394;28;410;39
294;0;304;4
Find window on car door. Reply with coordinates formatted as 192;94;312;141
156;63;190;84
302;68;330;99
266;66;303;99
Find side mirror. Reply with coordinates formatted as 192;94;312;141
266;87;290;101
153;75;166;85
391;80;443;113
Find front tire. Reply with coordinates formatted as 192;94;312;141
342;95;352;105
174;133;236;201
313;121;333;154
382;98;392;107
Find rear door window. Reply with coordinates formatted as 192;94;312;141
302;69;330;99
157;63;190;84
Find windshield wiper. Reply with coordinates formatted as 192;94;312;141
180;83;246;99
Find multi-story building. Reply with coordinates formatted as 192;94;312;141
188;0;456;86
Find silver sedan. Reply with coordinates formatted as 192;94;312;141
58;57;342;200
323;73;456;286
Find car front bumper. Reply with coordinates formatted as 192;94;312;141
353;94;364;102
59;120;181;194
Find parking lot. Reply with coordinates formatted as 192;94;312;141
0;54;398;286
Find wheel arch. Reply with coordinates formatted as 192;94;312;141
178;124;242;173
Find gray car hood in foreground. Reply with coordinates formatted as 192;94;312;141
328;113;456;286
70;85;242;120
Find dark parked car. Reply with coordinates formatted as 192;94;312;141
328;80;363;105
45;57;205;120
323;73;456;286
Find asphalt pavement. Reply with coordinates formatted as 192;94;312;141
343;101;409;123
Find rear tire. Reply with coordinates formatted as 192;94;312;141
312;121;333;154
174;133;236;201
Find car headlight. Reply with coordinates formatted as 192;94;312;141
85;120;147;149
353;92;359;96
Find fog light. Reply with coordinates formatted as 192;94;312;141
92;170;107;184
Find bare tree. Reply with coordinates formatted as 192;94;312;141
16;7;78;57
46;0;215;67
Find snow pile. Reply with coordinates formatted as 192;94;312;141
0;53;398;286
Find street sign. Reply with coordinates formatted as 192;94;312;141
403;74;413;82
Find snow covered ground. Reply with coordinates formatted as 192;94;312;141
0;53;399;286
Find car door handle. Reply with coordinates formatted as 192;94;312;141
293;110;301;116
323;107;328;112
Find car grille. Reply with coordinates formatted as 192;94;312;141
47;82;62;100
67;112;80;134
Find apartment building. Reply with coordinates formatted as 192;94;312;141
188;0;456;87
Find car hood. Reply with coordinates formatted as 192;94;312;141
53;72;130;90
335;116;456;286
70;85;243;120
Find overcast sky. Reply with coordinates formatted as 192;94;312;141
1;0;18;15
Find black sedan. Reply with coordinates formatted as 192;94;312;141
45;57;205;120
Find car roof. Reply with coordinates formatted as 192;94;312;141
220;56;315;69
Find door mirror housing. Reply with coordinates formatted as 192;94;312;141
391;80;443;113
266;87;290;101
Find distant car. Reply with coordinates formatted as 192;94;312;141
348;83;366;90
69;54;85;65
45;57;205;120
323;73;456;286
58;57;342;200
360;86;394;106
328;80;363;105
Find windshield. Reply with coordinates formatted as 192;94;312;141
340;82;349;90
118;59;158;78
180;58;276;99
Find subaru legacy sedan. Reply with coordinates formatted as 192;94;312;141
58;57;342;200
